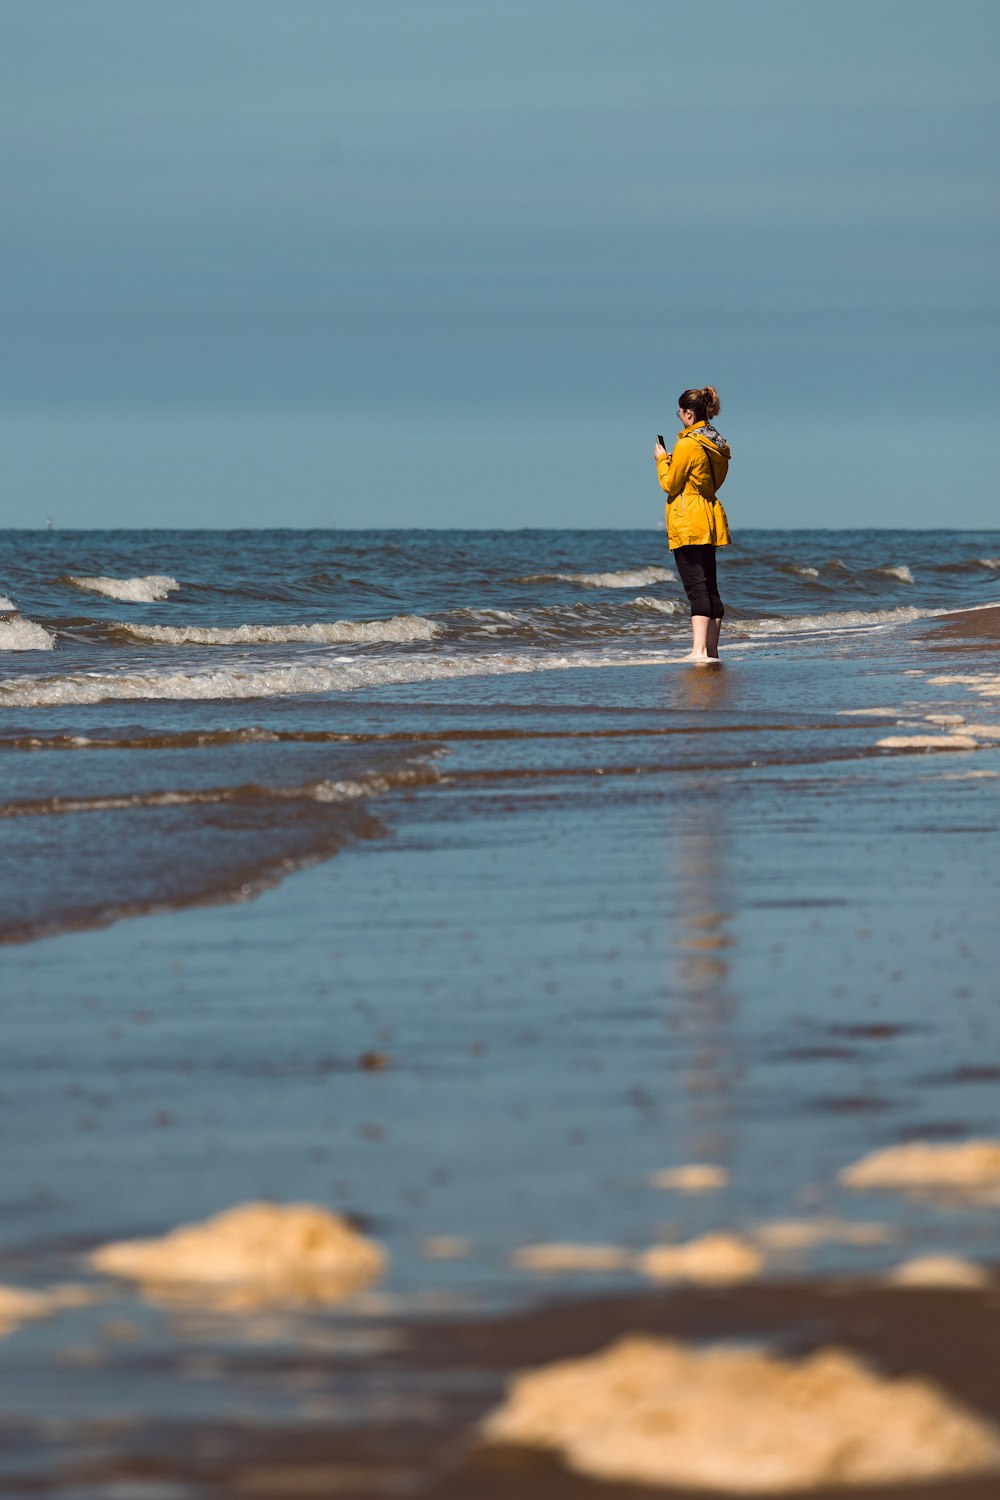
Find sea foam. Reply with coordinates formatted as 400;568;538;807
633;596;685;615
0;596;15;613
0;647;673;709
111;614;440;646
0;618;55;651
65;574;180;603
517;567;675;589
739;605;928;637
873;565;915;583
483;1336;1000;1491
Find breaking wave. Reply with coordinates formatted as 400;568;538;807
449;596;694;641
0;648;676;709
0;598;949;706
63;574;180;603
516;567;675;589
0;617;55;651
0;596;15;613
872;565;914;584
739;605;929;637
110;614;440;646
633;596;685;616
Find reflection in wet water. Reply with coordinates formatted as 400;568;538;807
665;665;739;1171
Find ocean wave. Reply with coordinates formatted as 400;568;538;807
109;614;440;647
516;567;675;589
63;574;180;603
0;617;55;651
0;594;942;704
0;647;677;709
977;557;1000;571
447;600;686;643
871;565;914;584
633;596;685;616
737;605;929;637
0;762;444;821
788;565;820;578
0;596;15;613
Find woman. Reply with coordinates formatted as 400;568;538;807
654;387;732;662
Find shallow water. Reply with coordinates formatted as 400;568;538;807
1;527;998;941
1;528;999;1494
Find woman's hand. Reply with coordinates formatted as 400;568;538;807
654;441;670;460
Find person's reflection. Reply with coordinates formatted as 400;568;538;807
666;666;737;1168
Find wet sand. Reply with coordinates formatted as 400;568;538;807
3;1278;999;1497
930;603;1000;647
1;601;999;1496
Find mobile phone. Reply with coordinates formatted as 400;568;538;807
656;434;666;448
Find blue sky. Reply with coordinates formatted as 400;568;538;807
1;0;997;528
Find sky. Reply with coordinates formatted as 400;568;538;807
1;0;997;529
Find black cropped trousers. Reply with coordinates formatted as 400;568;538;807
673;543;724;619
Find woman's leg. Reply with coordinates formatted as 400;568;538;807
703;547;724;658
673;546;712;661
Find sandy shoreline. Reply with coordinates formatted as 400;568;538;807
928;602;1000;646
4;1276;999;1497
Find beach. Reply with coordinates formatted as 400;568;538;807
1;529;999;1496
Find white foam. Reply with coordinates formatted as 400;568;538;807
633;596;684;616
740;605;928;637
461;608;521;636
929;673;1000;699
789;565;819;577
976;557;1000;570
877;734;978;751
0;596;15;613
887;1255;990;1290
0;618;55;652
114;614;440;647
841;1139;1000;1193
873;565;914;583
519;568;675;589
0;646;672;709
89;1203;385;1310
66;574;179;603
838;707;907;716
482;1335;1000;1491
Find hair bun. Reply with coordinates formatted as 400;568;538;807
677;386;721;422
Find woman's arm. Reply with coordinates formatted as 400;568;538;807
655;440;692;500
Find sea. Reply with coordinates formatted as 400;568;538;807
1;526;1000;1496
1;526;998;945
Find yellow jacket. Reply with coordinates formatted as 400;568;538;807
656;422;732;549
